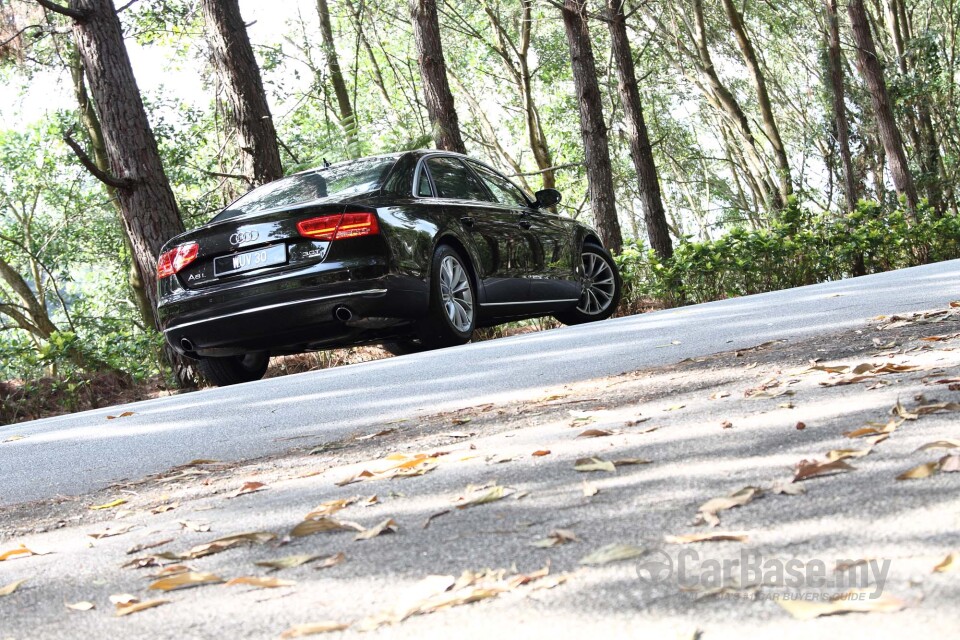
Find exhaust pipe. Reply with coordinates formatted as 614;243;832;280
180;337;195;352
334;305;353;322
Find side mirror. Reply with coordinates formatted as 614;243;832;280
533;188;562;209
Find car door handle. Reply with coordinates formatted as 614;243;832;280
461;216;475;228
518;220;532;230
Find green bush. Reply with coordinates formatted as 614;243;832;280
616;200;960;308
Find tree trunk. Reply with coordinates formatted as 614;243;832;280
847;0;919;215
688;0;779;212
316;0;360;156
561;0;622;253
50;0;199;387
720;0;792;204
409;0;466;153
201;0;283;186
482;0;555;190
68;48;155;326
825;0;860;210
606;0;671;260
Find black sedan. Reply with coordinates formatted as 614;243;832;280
157;151;621;386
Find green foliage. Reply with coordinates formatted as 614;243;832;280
617;201;960;307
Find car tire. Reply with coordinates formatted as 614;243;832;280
197;352;270;386
554;244;621;325
417;244;477;348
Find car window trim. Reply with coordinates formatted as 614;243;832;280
411;153;497;205
464;159;534;209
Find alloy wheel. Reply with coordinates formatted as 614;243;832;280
439;255;474;333
576;251;616;315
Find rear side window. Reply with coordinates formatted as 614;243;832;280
424;157;493;202
469;162;530;208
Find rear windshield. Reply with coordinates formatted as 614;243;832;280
212;157;397;222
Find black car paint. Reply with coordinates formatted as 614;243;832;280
157;150;603;359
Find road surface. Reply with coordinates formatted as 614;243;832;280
2;260;959;506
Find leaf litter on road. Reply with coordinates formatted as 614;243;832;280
148;571;224;591
0;580;26;596
776;589;905;619
695;486;762;527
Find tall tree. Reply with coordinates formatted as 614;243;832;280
409;0;466;153
479;0;556;189
846;0;919;214
560;0;622;253
36;0;185;314
719;0;792;205
316;0;360;156
35;0;197;386
201;0;283;186
824;0;859;210
605;0;671;260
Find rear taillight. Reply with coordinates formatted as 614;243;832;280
297;212;379;241
157;242;199;278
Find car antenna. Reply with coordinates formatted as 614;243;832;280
323;158;331;168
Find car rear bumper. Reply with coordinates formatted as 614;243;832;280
158;268;428;358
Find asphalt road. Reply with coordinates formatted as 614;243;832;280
3;260;960;506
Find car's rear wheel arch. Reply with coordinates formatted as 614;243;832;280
432;233;480;301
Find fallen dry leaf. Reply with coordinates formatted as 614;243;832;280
531;529;579;548
280;622;351;637
697;486;761;527
337;453;438;485
915;402;960;415
578;429;614;438
455;484;509;509
157;531;277;560
941;454;960;472
613;458;652;467
574;457;616;473
582;481;599;497
721;420;733;429
291;518;362;538
304;498;356;519
228;481;267;498
179;520;211;533
893;400;919;420
422;510;450;529
579;543;645;565
109;593;138;605
126;538;173;555
2;435;25;443
0;579;26;596
88;524;135;539
794;459;855;482
359;566;562;630
148;571;223;591
65;601;95;611
150;502;179;514
795;421;806;431
150;564;193;578
933;552;958;573
664;532;748;544
897;461;941;480
255;554;330;571
106;411;135;420
114;599;170;617
532;449;551;457
355;518;398;541
89;499;127;511
916;440;960;452
709;391;730;400
0;544;43;561
355;428;397;441
226;576;296;589
776;589;905;619
825;448;873;462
